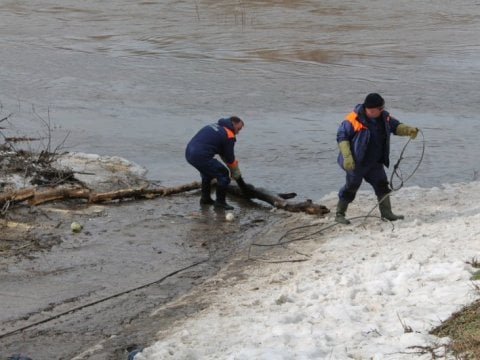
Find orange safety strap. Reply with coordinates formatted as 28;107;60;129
345;112;367;132
223;127;237;167
223;126;235;139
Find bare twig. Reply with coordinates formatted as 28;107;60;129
467;257;480;268
0;113;13;123
405;344;448;358
194;0;200;21
397;313;413;333
32;105;52;154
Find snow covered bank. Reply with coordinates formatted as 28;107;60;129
137;182;480;360
56;152;149;191
0;151;148;192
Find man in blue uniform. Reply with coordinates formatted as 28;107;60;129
186;116;244;210
335;93;419;224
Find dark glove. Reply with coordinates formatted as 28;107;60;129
236;176;255;198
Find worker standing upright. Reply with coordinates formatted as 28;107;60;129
335;93;420;224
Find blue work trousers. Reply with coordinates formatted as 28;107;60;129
339;162;390;203
186;155;231;189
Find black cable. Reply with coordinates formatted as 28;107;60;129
363;129;425;222
0;259;208;340
390;129;425;191
249;130;426;252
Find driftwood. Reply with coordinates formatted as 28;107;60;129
0;181;201;206
0;181;329;215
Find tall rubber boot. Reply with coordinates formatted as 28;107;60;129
335;199;351;225
378;196;404;221
200;180;214;205
214;187;234;210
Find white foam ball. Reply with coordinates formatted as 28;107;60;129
70;221;83;233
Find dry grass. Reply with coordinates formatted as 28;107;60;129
431;299;480;359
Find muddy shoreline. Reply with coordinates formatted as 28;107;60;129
0;191;300;359
0;138;314;359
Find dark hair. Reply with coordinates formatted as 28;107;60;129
230;116;244;126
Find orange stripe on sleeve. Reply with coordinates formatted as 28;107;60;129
227;160;238;168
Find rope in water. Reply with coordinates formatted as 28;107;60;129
0;259;208;340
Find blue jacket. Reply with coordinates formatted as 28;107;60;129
186;118;237;167
337;104;401;169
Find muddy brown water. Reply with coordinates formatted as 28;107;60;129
1;0;480;358
1;0;480;199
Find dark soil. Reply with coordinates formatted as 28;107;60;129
0;193;290;360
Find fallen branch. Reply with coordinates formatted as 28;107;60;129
0;181;201;206
227;184;329;215
0;181;329;215
5;136;41;143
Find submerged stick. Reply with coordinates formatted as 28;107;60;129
227;183;329;215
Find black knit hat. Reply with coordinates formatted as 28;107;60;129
363;93;385;109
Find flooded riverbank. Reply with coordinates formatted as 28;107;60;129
1;0;480;358
1;183;306;358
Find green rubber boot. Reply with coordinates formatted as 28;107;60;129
335;200;351;225
378;196;404;221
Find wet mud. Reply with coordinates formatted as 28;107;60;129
0;192;303;359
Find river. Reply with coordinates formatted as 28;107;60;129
1;0;480;199
1;1;480;358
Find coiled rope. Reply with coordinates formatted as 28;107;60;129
249;129;426;256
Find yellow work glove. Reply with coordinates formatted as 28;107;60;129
338;140;355;171
229;164;242;180
396;124;419;139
